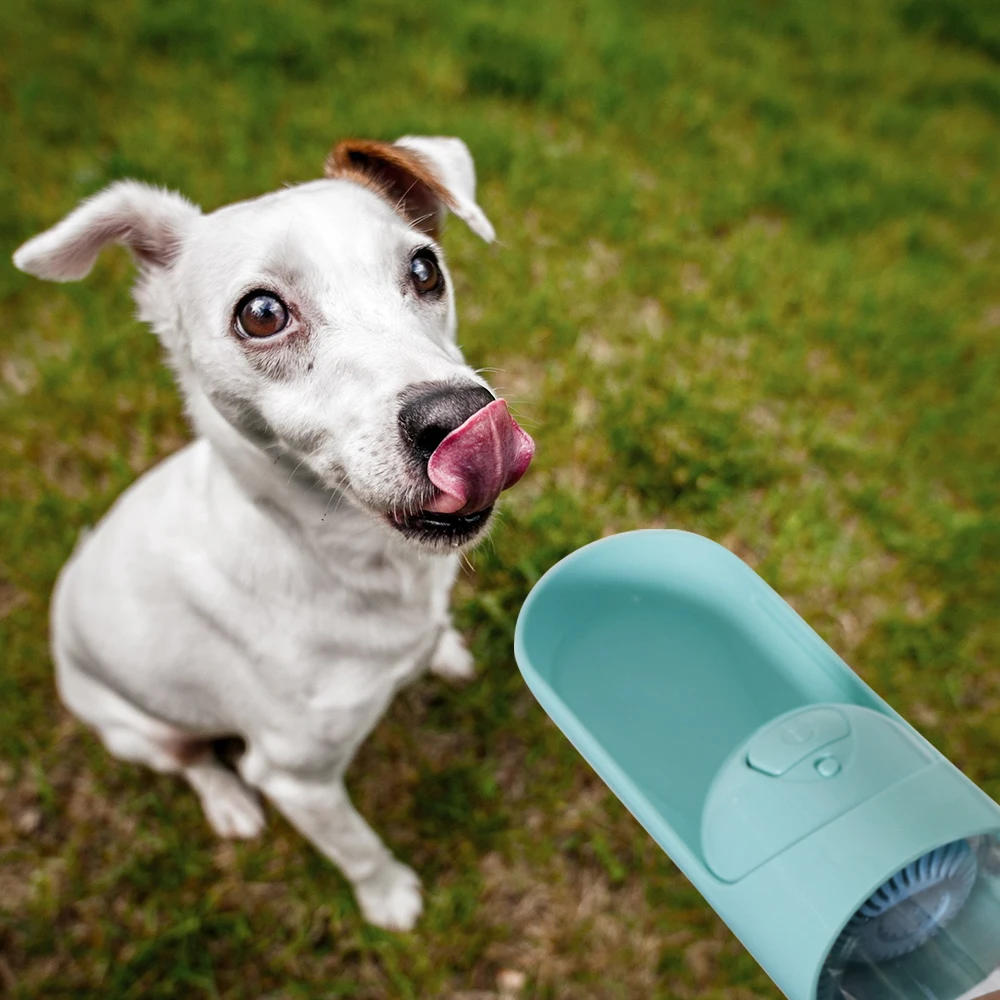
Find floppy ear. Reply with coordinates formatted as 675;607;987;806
13;180;201;282
324;135;495;243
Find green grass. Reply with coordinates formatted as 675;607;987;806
2;0;1000;996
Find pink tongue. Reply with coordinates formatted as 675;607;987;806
425;399;535;514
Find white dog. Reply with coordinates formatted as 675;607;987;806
13;135;534;931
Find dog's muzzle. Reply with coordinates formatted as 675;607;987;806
395;382;534;541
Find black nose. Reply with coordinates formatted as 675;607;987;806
399;382;496;462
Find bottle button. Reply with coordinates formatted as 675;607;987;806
815;756;841;778
747;708;851;776
781;721;815;745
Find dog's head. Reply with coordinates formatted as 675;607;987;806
13;135;534;550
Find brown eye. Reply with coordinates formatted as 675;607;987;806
236;292;289;338
410;251;442;294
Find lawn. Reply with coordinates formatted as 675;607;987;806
2;0;1000;997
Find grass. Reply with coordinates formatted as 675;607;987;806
2;0;1000;996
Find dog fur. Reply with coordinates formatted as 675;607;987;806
13;135;527;930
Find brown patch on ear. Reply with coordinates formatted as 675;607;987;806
325;139;456;239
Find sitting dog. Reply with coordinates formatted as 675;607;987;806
13;135;534;930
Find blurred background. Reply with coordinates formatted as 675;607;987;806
2;0;1000;997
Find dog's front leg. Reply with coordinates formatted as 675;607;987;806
245;757;422;930
428;622;475;682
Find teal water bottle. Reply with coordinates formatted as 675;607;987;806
513;530;1000;1000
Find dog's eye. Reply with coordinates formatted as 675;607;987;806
410;251;442;295
236;292;289;338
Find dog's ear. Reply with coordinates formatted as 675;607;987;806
13;180;201;282
324;135;495;243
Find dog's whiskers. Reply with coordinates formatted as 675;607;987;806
286;453;313;486
318;472;352;523
323;486;349;522
320;490;338;522
394;179;421;216
408;210;437;228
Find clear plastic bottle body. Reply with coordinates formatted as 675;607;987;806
821;834;1000;1000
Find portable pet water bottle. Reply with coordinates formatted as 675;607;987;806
513;530;1000;1000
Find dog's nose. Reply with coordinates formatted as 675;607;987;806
398;382;497;462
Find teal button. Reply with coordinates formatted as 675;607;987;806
747;708;850;777
814;756;841;778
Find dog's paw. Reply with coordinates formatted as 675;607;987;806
198;773;266;840
354;859;423;931
429;627;475;682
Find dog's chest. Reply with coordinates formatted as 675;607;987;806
235;547;451;754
